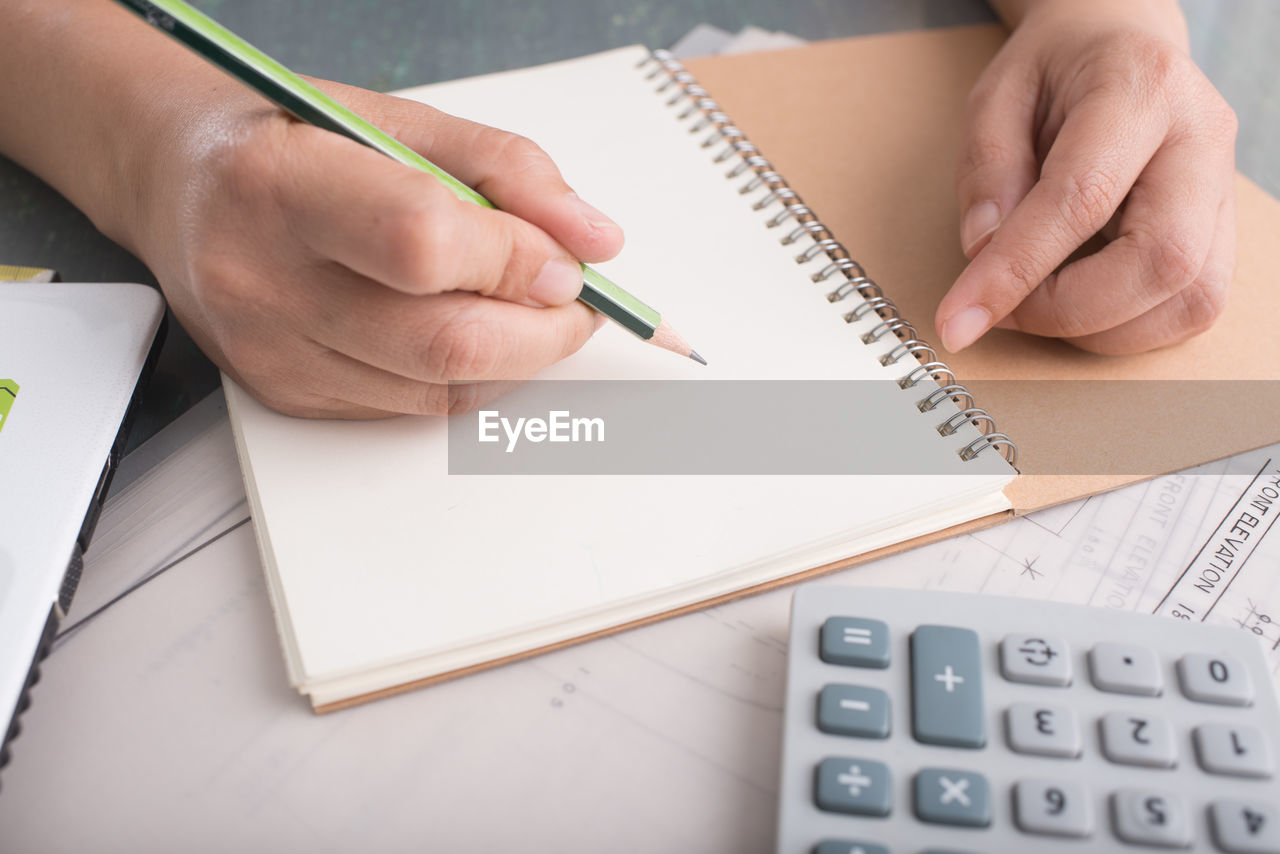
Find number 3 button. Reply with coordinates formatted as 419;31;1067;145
1014;780;1093;838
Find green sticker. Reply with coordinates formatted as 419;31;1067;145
0;379;18;433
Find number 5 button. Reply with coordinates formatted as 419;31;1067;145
1014;780;1093;838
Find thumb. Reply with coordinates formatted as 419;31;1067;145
953;65;1040;260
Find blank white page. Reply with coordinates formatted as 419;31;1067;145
224;46;1014;705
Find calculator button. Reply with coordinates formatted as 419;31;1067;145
1178;653;1254;706
1194;723;1274;779
1209;800;1280;853
1013;779;1093;838
812;841;889;854
1090;642;1163;696
1111;789;1191;848
820;617;890;669
910;626;985;748
913;768;991;827
1000;633;1072;686
817;685;891;739
814;757;892;817
1005;702;1082;758
1100;711;1177;768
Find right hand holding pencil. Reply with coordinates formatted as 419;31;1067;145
139;78;624;417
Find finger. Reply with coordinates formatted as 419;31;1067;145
281;126;587;308
225;334;518;418
310;80;624;263
421;119;625;263
954;59;1041;258
1003;129;1228;337
298;261;601;383
936;87;1170;352
1063;191;1235;354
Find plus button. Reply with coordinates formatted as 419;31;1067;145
935;664;965;692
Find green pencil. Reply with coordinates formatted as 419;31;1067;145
113;0;705;365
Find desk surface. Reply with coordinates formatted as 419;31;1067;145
1;0;1276;451
3;4;1280;852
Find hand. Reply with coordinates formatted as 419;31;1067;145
133;77;622;418
937;0;1237;355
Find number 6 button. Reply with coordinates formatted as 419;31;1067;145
1013;779;1093;838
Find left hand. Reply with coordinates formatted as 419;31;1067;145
937;0;1238;355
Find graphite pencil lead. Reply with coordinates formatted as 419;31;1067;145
689;350;708;366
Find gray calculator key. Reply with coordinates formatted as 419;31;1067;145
1195;723;1274;778
1006;702;1082;758
817;684;891;739
1000;633;1072;686
1090;642;1163;695
910;625;985;748
1111;788;1191;848
821;617;890;668
914;768;991;827
1179;653;1254;706
813;841;890;854
1100;711;1177;768
1013;779;1093;838
815;757;892;817
1209;800;1280;853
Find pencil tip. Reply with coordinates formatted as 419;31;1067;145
689;350;707;366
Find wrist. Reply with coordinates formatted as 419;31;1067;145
1004;0;1189;51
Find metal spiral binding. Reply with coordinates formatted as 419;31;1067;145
638;49;1018;466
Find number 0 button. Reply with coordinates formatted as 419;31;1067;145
1179;653;1254;706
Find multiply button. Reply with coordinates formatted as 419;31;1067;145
914;768;991;827
820;617;890;669
1000;633;1072;686
910;625;985;748
1090;642;1163;696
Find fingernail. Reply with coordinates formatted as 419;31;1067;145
961;200;1001;257
568;194;619;232
529;258;584;306
941;305;991;352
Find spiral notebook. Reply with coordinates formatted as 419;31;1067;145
224;27;1280;711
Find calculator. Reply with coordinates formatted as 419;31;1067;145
776;585;1280;853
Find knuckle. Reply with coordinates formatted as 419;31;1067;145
186;253;258;317
383;198;458;291
485;129;552;178
412;383;452;416
1178;277;1229;337
1142;228;1203;296
445;383;486;416
419;305;502;381
1058;167;1123;234
958;133;1016;181
1001;246;1052;301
